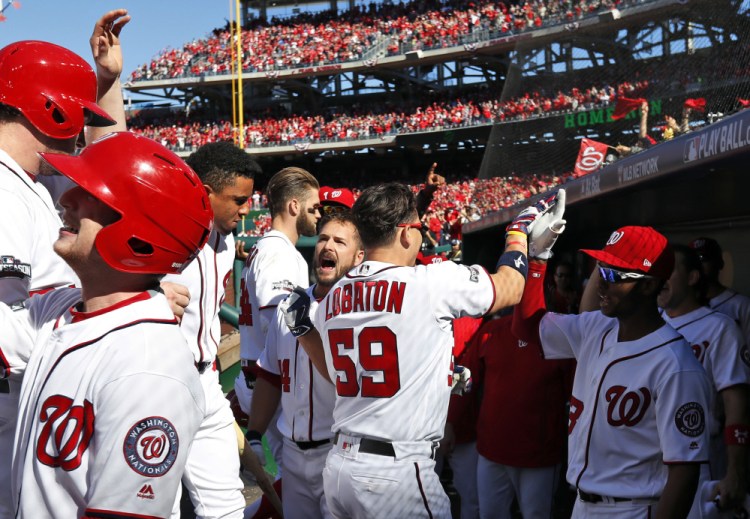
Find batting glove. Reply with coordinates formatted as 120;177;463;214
506;191;558;238
528;189;567;260
245;430;267;467
451;365;473;395
279;286;314;337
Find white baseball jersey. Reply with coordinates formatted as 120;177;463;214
258;285;334;442
9;288;205;518
540;310;712;499
239;230;309;362
163;228;245;518
312;260;495;442
163;228;234;366
0;150;78;519
709;289;750;345
662;306;750;433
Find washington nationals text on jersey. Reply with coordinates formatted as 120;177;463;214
8;289;205;518
239;230;309;362
163;228;234;367
258;286;334;442
313;260;495;442
539;311;712;498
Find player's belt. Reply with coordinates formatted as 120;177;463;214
577;490;632;503
294;439;331;451
334;433;437;460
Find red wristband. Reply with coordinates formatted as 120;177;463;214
506;240;527;248
724;424;750;445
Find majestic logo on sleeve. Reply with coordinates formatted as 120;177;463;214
123;417;179;477
605;386;651;427
36;395;95;471
674;402;705;437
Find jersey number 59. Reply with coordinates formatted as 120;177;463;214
328;326;401;398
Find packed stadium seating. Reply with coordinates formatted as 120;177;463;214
128;0;628;81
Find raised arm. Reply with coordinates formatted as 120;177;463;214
87;9;130;142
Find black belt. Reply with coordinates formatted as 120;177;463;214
578;490;632;503
334;433;435;459
195;361;213;374
294;439;331;451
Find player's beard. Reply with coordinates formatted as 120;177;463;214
315;252;358;290
296;209;317;237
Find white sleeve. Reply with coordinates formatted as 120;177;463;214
428;262;495;320
84;373;204;516
0;301;35;379
252;251;301;310
705;319;750;392
258;310;282;375
656;367;712;463
539;311;613;360
0;192;34;304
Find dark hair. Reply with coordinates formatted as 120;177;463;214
319;212;363;251
352;182;417;249
186;142;261;192
673;244;709;305
0;102;22;123
266;166;319;218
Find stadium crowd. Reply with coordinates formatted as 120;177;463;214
128;79;648;149
128;0;631;80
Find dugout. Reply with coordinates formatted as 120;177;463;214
463;108;750;294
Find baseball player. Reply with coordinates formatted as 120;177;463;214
0;29;124;516
464;312;573;519
690;237;750;344
657;244;750;513
162;142;261;518
247;213;364;518
236;167;321;473
7;132;212;518
513;225;713;518
280;183;560;518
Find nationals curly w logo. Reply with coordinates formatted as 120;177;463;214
123;416;179;477
605;386;651;427
36;395;95;471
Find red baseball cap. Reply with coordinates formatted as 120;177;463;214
581;226;674;279
319;186;355;209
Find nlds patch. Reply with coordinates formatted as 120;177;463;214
674;402;705;437
123;416;179;477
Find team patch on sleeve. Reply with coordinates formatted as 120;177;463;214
0;255;30;279
123;417;179;477
674;402;705;437
465;266;480;283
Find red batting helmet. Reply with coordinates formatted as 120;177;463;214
0;40;115;139
40;132;213;274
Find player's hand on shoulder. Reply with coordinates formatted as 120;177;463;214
528;189;567;260
279;286;314;337
160;281;190;323
235;240;249;261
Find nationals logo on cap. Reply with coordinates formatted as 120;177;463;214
320;186;355;209
581;226;674;279
123;416;179;477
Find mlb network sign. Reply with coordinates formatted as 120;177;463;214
683;117;750;163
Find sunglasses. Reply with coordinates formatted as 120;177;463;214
321;204;350;215
598;266;652;283
397;222;424;231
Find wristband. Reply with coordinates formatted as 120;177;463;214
505;240;527;249
496;250;529;279
724;424;750;445
506;230;527;238
245;429;263;443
